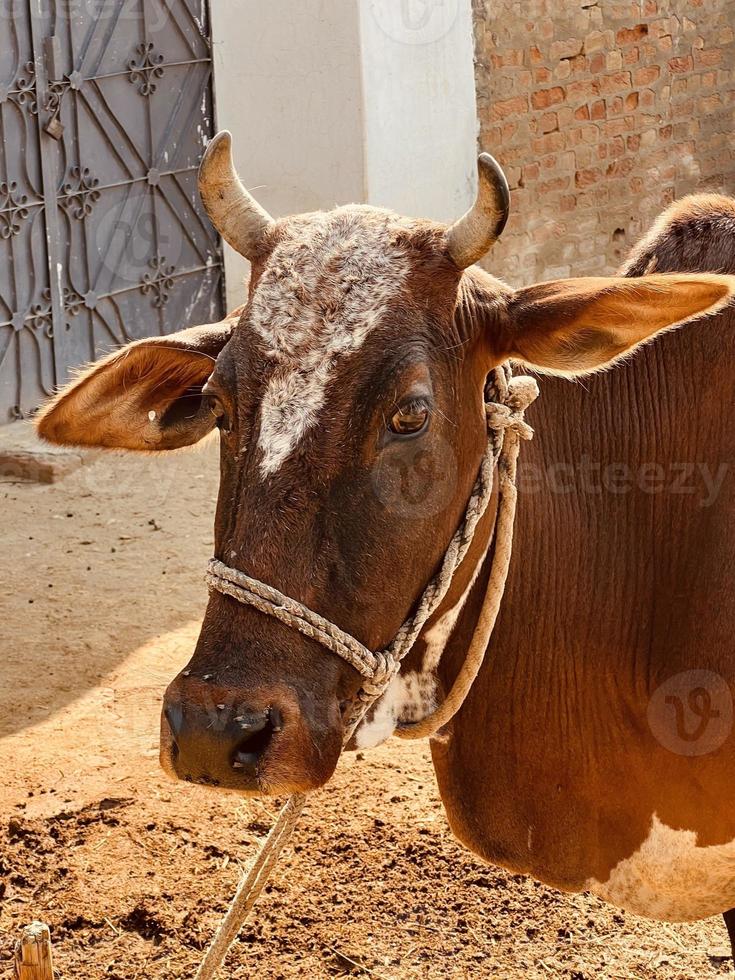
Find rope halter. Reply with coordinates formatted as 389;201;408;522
205;364;539;740
194;365;538;980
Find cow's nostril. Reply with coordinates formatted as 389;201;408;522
231;712;275;770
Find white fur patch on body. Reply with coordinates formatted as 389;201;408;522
355;670;438;749
355;554;484;749
587;815;735;921
421;554;484;674
248;206;412;476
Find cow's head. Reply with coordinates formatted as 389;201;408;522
37;133;735;795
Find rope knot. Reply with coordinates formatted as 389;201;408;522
486;374;539;442
506;375;540;413
360;653;399;699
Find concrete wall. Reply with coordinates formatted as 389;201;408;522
209;1;366;310
359;0;477;222
211;0;478;309
473;0;735;285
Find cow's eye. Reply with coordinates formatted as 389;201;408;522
388;401;430;436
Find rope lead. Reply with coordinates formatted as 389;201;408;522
193;363;538;978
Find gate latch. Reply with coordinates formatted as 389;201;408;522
43;36;65;140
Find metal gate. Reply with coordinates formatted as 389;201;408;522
0;0;223;424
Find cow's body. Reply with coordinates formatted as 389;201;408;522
36;130;735;944
428;196;735;921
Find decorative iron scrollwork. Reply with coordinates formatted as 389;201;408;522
128;42;165;96
44;77;70;114
13;61;38;114
29;289;53;338
0;181;30;239
141;256;175;307
59;166;101;220
62;286;85;318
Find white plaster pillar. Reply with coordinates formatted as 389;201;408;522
211;0;477;310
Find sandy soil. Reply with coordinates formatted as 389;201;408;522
1;442;732;979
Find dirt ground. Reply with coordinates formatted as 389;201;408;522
1;441;732;979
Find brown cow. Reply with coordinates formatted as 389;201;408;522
37;133;735;955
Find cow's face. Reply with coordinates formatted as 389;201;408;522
37;133;735;795
160;207;495;793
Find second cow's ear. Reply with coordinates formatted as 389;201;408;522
35;310;241;451
499;273;735;374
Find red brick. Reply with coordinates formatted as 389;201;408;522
539;111;559;133
566;78;601;101
537;176;571;194
616;24;649;45
606;157;635;177
589;52;605;74
627;133;641;151
491;49;524;69
695;48;723;68
532;132;567;154
550;38;583;60
570;54;588;75
574;104;590;121
590;99;606;120
623;46;640;65
598;71;633;93
531;86;565;109
490;95;529;120
534;67;552;83
669;55;694;73
624;91;639;110
575;167;602;187
636;68;661;90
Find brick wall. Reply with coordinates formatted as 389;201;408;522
473;0;735;284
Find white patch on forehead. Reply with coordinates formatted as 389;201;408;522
249;206;412;476
355;670;437;749
587;814;735;921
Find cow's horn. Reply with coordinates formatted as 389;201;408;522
445;153;510;269
198;130;275;259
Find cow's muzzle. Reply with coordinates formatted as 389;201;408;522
160;670;345;794
160;674;282;791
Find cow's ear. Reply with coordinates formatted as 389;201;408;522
36;311;241;450
500;274;735;374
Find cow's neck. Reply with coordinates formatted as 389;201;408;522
428;312;735;899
